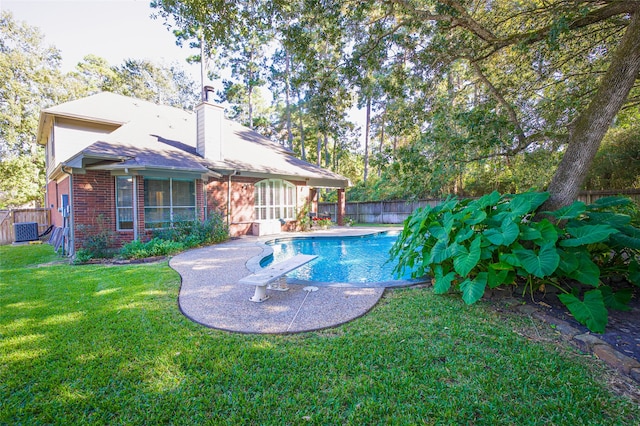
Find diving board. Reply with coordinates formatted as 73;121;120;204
239;254;318;302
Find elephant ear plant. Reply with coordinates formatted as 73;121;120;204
391;191;640;333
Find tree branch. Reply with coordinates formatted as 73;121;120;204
469;61;528;153
496;1;640;50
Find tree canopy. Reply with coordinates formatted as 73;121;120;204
0;10;199;208
2;2;640;208
152;0;640;206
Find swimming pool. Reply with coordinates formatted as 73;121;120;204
261;231;422;287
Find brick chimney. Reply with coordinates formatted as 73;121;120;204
196;86;224;161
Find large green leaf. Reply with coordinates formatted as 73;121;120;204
560;224;618;247
501;219;520;246
454;227;475;243
586;212;631;227
513;244;560;278
590;196;632;209
483;228;503;246
628;260;640;286
508;192;549;216
600;286;632;311
442;211;456;233
463;209;487;225
557;249;579;275
432;265;456;294
453;236;482;277
429;239;456;264
483;218;519;246
460;273;487;305
545;201;585;220
532;219;559;245
487;264;512;288
558;291;608;333
566;251;600;286
519;224;541;241
428;225;449;242
438;197;459;213
499;252;522;268
474;191;501;209
610;225;640;250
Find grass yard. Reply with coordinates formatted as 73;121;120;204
1;244;639;424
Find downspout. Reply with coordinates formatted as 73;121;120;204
227;171;238;227
60;164;74;257
132;175;138;241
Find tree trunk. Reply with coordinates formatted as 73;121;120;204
285;52;293;150
247;84;253;129
247;50;254;129
297;90;306;161
364;97;371;182
333;134;338;171
378;110;385;177
324;133;330;169
317;133;322;166
542;11;640;211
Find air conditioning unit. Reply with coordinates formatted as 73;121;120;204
14;222;39;243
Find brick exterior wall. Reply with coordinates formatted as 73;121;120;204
66;171;315;251
205;176;311;236
72;171;118;252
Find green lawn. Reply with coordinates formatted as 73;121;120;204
1;244;639;424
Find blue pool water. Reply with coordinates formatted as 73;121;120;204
262;232;416;285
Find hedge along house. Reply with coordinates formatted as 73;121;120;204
37;91;350;255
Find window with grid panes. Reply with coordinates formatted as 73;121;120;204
254;179;296;221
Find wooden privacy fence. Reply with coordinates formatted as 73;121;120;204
0;208;51;245
319;189;640;224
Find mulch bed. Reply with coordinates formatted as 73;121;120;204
520;287;640;363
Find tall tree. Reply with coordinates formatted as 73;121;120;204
343;0;640;209
107;59;199;109
0;11;65;207
154;0;640;207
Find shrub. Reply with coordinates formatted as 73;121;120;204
152;213;228;248
73;249;94;264
312;217;332;228
119;213;229;260
391;191;640;333
297;204;312;231
119;238;185;259
118;239;147;259
77;214;117;258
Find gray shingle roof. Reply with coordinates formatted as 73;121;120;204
42;92;350;187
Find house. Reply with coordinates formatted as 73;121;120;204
37;91;350;255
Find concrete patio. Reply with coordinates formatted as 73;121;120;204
170;227;411;334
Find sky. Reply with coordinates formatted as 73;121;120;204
1;0;207;86
1;0;365;139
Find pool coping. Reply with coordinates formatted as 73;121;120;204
246;227;428;289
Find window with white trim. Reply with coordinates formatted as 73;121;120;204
144;178;196;228
115;176;134;230
254;179;296;221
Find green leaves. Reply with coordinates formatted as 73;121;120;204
513;244;560;278
560;224;618;247
558;291;608;334
484;218;519;246
545;201;585;220
507;192;549;216
460;273;487;305
453;236;482;277
391;191;640;334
